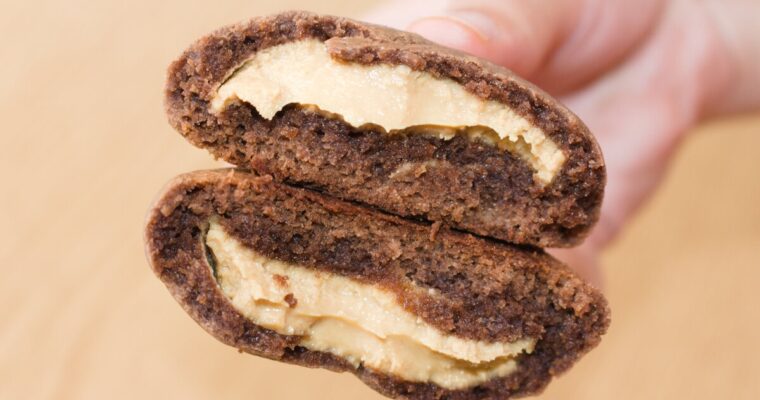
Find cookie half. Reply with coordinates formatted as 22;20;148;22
164;11;605;248
144;169;609;399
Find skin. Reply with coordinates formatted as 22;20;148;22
366;0;760;286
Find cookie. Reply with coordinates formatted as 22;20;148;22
144;169;609;399
164;11;605;248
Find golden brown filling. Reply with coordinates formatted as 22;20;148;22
206;221;535;389
210;39;565;184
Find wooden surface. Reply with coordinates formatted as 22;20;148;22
1;1;759;399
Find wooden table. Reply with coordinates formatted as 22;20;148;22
2;1;758;399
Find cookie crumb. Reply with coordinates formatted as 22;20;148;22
284;293;298;308
429;221;442;242
273;274;289;288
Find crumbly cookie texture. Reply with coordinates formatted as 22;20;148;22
164;10;606;248
145;169;609;400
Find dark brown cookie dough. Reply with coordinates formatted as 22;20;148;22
164;10;605;248
144;169;609;400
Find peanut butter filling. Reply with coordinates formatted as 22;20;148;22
210;39;565;184
206;221;535;389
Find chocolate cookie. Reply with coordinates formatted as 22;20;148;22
164;11;605;248
144;169;609;400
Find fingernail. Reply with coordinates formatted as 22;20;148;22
408;10;500;50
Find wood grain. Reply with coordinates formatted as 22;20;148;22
1;1;758;399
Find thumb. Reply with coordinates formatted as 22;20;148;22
364;0;664;93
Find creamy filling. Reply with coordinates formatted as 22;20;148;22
211;39;565;184
206;221;535;389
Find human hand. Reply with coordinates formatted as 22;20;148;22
366;0;760;286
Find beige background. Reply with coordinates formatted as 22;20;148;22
1;0;759;399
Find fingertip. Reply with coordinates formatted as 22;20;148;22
361;0;448;29
406;10;541;77
407;16;492;57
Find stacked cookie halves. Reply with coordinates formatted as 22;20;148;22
145;11;609;400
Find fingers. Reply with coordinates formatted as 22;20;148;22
364;0;580;78
560;0;734;249
365;0;665;94
535;0;665;93
406;0;583;79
